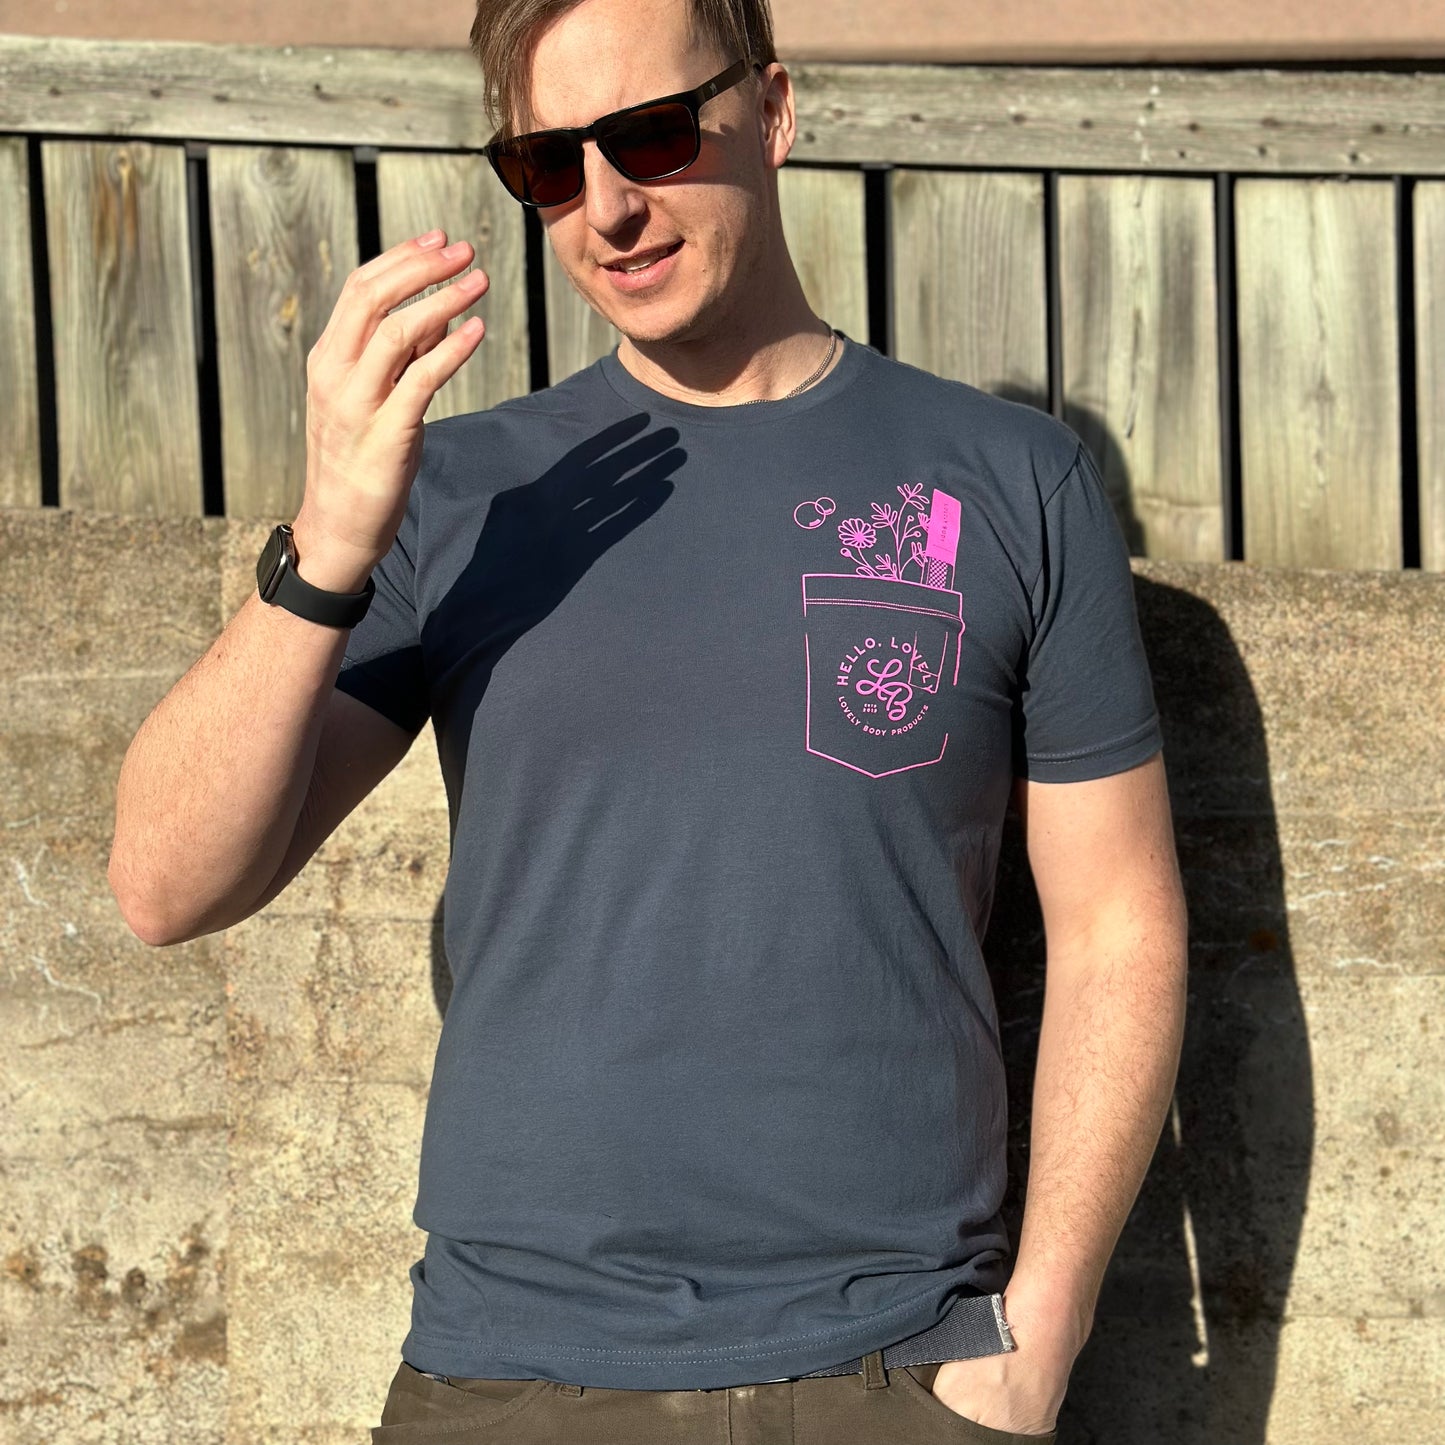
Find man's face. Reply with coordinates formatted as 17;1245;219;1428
522;0;787;349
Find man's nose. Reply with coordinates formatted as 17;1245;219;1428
580;141;645;235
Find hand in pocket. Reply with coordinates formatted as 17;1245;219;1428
927;1349;1061;1437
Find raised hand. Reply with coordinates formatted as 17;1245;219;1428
292;229;489;590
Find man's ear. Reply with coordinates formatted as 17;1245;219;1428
757;62;796;169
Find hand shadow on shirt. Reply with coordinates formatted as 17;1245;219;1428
418;412;685;833
984;394;1311;1445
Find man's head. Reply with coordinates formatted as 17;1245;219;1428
470;0;802;360
471;0;777;144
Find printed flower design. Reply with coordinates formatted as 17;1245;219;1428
833;484;933;583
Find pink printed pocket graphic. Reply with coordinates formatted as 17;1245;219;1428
795;485;965;778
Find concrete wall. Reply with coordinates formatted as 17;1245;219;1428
3;0;1442;62
1;506;1441;1444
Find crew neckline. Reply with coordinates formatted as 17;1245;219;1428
599;332;866;426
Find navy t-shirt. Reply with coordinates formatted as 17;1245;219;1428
334;338;1162;1389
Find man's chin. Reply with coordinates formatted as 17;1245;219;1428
578;285;709;351
601;311;704;352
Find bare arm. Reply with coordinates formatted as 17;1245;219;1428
108;595;413;945
108;226;489;945
933;752;1189;1434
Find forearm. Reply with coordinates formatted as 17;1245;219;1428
1007;905;1188;1353
110;228;483;944
109;589;349;945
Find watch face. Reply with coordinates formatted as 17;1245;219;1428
256;525;293;600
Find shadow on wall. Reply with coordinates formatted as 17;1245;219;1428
988;390;1314;1445
419;391;1314;1445
430;899;452;1019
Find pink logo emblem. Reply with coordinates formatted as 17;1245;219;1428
795;484;965;777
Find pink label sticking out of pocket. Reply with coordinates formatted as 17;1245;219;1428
924;488;961;567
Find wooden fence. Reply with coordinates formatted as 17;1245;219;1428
2;34;1444;569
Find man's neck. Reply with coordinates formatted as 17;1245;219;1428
614;266;838;407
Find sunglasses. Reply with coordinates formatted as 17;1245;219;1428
483;58;762;208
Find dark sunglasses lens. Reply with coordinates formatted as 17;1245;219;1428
604;103;699;179
496;132;583;205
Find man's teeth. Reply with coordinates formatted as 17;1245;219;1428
613;246;676;273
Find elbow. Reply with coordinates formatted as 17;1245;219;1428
107;847;190;948
122;913;187;949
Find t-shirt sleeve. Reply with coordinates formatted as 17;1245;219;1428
1013;439;1163;782
333;497;430;737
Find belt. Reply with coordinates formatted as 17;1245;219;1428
762;1292;1015;1382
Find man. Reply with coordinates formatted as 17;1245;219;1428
109;0;1188;1438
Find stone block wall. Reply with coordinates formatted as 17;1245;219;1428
1;509;1440;1444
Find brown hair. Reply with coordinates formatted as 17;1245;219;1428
470;0;777;139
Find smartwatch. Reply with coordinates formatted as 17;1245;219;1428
256;523;375;629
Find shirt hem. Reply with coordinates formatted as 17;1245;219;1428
1020;719;1163;783
400;1281;992;1391
333;666;428;736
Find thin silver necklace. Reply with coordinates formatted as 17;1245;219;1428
742;329;839;405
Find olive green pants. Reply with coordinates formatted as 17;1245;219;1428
370;1352;1056;1443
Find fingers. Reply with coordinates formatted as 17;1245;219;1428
314;231;477;368
388;315;487;417
299;229;489;572
317;232;451;362
351;264;491;399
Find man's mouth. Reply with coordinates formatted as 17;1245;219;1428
602;241;682;274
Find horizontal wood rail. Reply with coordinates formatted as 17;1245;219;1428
2;34;1441;569
3;36;1444;173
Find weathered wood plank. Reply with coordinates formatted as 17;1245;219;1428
544;243;617;386
0;35;491;151
1419;184;1445;573
42;140;202;514
3;37;1444;176
376;153;530;420
787;63;1445;175
0;137;42;508
778;166;869;342
208;146;356;520
1058;175;1224;560
890;170;1047;404
1236;179;1401;569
